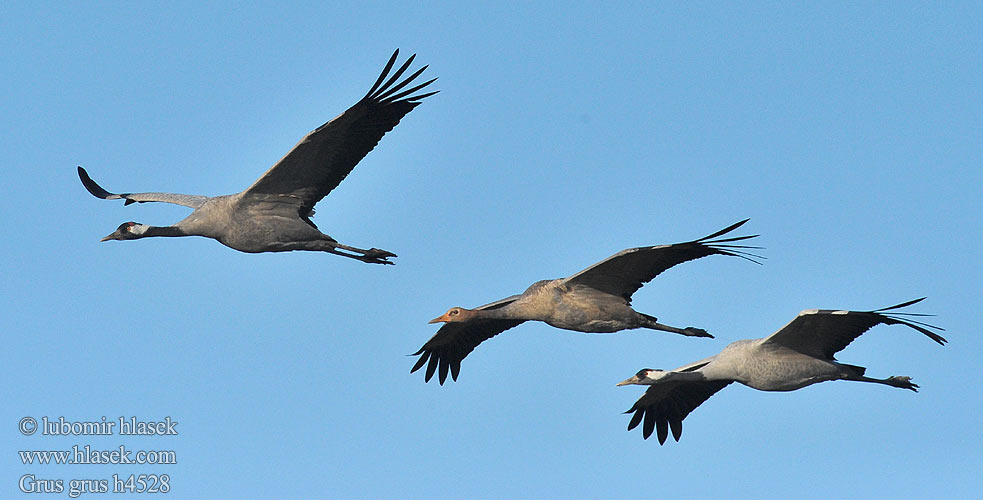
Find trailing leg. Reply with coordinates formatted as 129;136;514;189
334;242;396;264
639;313;713;338
308;239;396;264
843;373;919;392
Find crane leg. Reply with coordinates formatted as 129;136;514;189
329;242;397;265
639;314;713;338
843;374;919;392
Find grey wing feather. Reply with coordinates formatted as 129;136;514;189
762;297;947;359
240;49;437;220
77;167;208;209
410;295;524;385
625;375;732;444
564;219;761;301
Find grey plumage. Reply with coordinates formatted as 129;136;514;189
618;298;946;444
411;219;762;384
79;49;437;264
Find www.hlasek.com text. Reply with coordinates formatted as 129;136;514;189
20;445;176;465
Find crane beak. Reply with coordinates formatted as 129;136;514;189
100;231;120;242
428;314;450;324
616;375;641;386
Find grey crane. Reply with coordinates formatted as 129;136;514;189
77;49;437;264
617;297;946;444
411;219;762;384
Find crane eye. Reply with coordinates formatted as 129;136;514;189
449;309;459;316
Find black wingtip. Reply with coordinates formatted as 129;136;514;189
405;89;440;102
376;65;430;101
409;349;428;374
371;53;418;100
77;166;117;200
696;219;765;264
876;297;927;312
438;358;450;385
358;48;438;105
874;298;948;346
364;49;402;99
888;316;948;346
382;77;439;104
697;218;750;242
670;418;683;442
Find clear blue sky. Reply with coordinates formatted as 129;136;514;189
2;2;980;499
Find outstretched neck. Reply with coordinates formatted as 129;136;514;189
467;303;528;321
139;225;188;238
638;370;709;386
668;370;708;383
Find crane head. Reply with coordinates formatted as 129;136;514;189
429;307;469;324
616;368;670;386
100;222;146;241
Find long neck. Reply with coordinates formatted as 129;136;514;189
682;355;736;383
468;303;529;321
139;225;188;238
667;370;709;383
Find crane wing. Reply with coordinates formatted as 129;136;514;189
77;167;208;209
761;298;947;359
410;295;525;385
624;366;732;444
240;49;437;222
563;219;761;301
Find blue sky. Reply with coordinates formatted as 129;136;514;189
2;2;980;498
